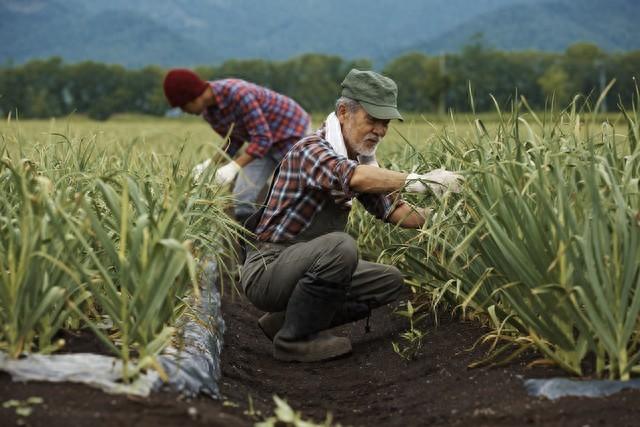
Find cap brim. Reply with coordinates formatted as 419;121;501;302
359;100;404;122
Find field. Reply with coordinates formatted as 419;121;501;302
1;105;640;426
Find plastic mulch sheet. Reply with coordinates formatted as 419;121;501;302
156;259;225;398
524;377;640;400
0;259;225;398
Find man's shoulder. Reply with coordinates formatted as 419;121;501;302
289;132;331;153
212;78;248;88
213;79;304;108
212;79;256;98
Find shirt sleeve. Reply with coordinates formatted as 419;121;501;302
298;141;359;197
356;193;405;222
233;88;274;159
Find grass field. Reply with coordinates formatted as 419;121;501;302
1;101;638;382
1;110;627;162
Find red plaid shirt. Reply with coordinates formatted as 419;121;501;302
202;79;310;159
255;128;404;243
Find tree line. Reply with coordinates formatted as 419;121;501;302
1;41;638;120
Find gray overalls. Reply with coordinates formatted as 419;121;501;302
241;194;403;334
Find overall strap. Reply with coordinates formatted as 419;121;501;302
242;163;281;234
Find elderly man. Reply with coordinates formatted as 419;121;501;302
163;69;310;223
240;69;462;362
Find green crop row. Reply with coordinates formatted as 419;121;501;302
0;133;240;381
353;87;640;380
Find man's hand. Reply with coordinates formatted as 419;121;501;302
192;159;212;181
214;161;242;186
405;169;464;197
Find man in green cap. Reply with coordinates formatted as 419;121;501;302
240;69;463;362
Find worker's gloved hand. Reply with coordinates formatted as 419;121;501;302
405;169;464;197
214;161;241;186
192;159;212;181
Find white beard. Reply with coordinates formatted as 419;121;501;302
352;138;379;157
357;144;377;157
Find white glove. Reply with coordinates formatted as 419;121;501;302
405;168;463;197
214;161;241;186
192;159;212;181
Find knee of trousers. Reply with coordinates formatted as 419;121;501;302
314;232;359;284
380;265;404;304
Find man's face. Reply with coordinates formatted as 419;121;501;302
339;106;389;157
181;86;214;115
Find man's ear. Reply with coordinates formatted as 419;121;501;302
337;104;348;123
204;86;215;105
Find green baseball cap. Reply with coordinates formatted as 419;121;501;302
341;69;403;121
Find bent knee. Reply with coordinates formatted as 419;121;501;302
383;265;405;302
313;232;359;282
388;265;403;283
326;232;358;271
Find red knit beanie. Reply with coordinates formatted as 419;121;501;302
163;69;209;107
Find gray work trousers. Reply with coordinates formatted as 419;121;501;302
233;152;279;219
242;231;403;313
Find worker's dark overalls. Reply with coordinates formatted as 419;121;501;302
241;194;403;360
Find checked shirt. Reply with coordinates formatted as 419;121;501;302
202;79;310;159
255;128;404;243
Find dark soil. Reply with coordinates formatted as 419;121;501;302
2;291;640;427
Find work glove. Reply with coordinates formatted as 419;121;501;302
191;159;211;181
405;168;464;197
214;161;241;186
192;159;212;181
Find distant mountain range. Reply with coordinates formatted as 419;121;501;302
1;0;638;68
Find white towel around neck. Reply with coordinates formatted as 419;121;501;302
323;112;378;205
324;112;378;167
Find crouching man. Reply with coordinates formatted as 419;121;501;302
240;69;462;362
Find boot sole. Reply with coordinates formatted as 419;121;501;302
273;341;352;363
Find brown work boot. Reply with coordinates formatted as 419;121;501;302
271;275;351;362
258;311;285;341
273;331;352;362
258;301;371;341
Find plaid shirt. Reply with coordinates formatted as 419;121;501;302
255;128;404;243
202;79;310;159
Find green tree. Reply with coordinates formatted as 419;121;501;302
0;46;637;119
537;64;571;107
563;43;608;104
383;52;447;112
609;50;640;108
0;57;67;118
273;54;370;112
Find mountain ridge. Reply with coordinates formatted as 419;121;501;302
1;0;637;67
